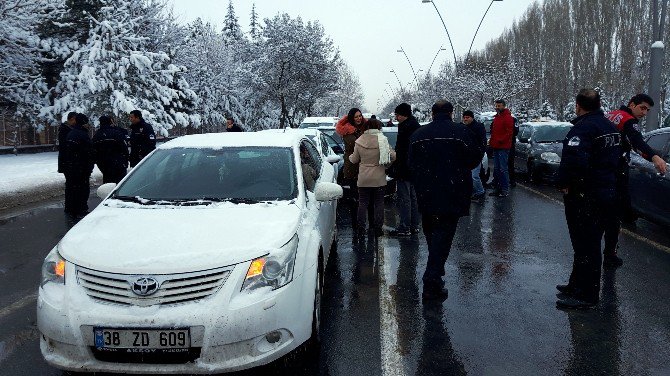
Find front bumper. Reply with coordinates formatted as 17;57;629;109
533;161;560;182
37;261;316;374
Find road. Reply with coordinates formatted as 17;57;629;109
1;182;669;375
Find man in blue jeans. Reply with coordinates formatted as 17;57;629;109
462;111;487;200
489;100;514;197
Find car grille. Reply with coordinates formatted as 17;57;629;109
76;266;232;307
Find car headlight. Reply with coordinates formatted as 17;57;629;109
540;152;561;163
41;248;65;287
241;234;299;292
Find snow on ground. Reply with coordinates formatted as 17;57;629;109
0;152;102;211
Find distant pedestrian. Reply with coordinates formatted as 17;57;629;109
409;100;483;300
349;118;396;238
58;112;77;174
336;108;366;227
489;99;514;197
389;103;421;236
63;113;95;217
603;94;668;266
225;116;243;132
128;110;156;167
556;89;622;309
93;115;129;184
462;110;487;200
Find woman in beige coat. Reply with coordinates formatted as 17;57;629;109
349;119;396;237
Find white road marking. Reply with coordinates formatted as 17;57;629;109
379;238;406;376
0;293;37;320
518;183;670;254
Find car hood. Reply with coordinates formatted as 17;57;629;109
58;201;301;274
531;142;563;156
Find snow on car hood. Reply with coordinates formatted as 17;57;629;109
58;201;301;274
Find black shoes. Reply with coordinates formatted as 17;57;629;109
389;228;411;237
556;284;574;294
603;254;623;267
410;227;420;235
556;297;596;310
422;286;449;301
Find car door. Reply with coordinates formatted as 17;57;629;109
629;132;670;226
515;125;532;173
301;140;337;261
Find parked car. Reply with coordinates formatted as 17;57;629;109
38;132;342;374
298;116;337;129
315;126;344;155
629;127;670;227
514;121;573;183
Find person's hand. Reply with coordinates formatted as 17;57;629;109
651;155;668;175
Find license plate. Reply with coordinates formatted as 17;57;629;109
94;328;190;349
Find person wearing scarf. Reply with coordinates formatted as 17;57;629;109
349;118;396;238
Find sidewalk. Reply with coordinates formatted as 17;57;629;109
0;152;102;211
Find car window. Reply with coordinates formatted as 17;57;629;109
300;141;321;191
646;133;670;156
532;125;571;143
382;130;398;148
319;133;331;156
519;126;531;140
115;147;297;201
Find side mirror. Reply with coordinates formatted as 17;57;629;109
326;154;342;164
518;136;529;143
97;183;117;199
314;182;343;201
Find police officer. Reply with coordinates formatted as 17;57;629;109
556;89;622;309
604;94;668;266
128;110;156;167
409;100;483;300
93;115;129;183
63;113;95;217
58;112;77;174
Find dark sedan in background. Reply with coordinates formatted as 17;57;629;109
514;121;573;183
629;127;670;227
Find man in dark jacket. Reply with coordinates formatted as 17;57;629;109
389;103;421;236
489;100;514;197
58;112;77;174
462;110;487;199
409;100;483;300
603;94;667;267
63;113;95;217
225;116;243;132
128;110;156;167
93;115;129;183
556;89;622;309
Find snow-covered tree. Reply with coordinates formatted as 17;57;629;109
222;0;244;45
43;0;198;135
249;4;260;41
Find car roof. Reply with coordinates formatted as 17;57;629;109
260;128;322;138
645;127;670;136
381;126;398;133
522;121;572;127
159;132;304;150
301;116;337;123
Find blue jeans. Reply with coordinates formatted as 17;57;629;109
471;165;484;195
493;149;510;193
396;179;420;231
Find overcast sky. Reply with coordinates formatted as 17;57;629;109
170;0;536;114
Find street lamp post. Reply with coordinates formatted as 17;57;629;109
390;69;404;92
397;46;419;91
466;0;503;62
422;0;458;71
427;46;447;75
385;82;398;97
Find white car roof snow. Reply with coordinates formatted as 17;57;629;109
301;116;337;124
159;132;303;150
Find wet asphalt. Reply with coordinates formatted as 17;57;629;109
1;179;670;375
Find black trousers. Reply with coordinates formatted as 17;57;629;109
100;166;127;184
421;214;460;287
357;187;384;231
564;191;616;303
64;172;90;215
603;163;630;255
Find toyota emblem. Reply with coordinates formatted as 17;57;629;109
131;277;160;296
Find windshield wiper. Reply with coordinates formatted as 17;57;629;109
112;195;157;205
217;197;261;204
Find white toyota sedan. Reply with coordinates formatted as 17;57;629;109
38;132;342;373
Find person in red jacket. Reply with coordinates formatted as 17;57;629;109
489;99;514;197
603;94;668;267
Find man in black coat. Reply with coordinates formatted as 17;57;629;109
556;89;622;309
389;102;421;236
462;110;487;199
128;110;156;167
63;113;95;217
408;100;483;300
93;115;129;183
225;116;243;132
58;112;77;174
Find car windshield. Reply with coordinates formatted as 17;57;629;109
533;125;572;143
114;147;298;202
382;130;398;148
